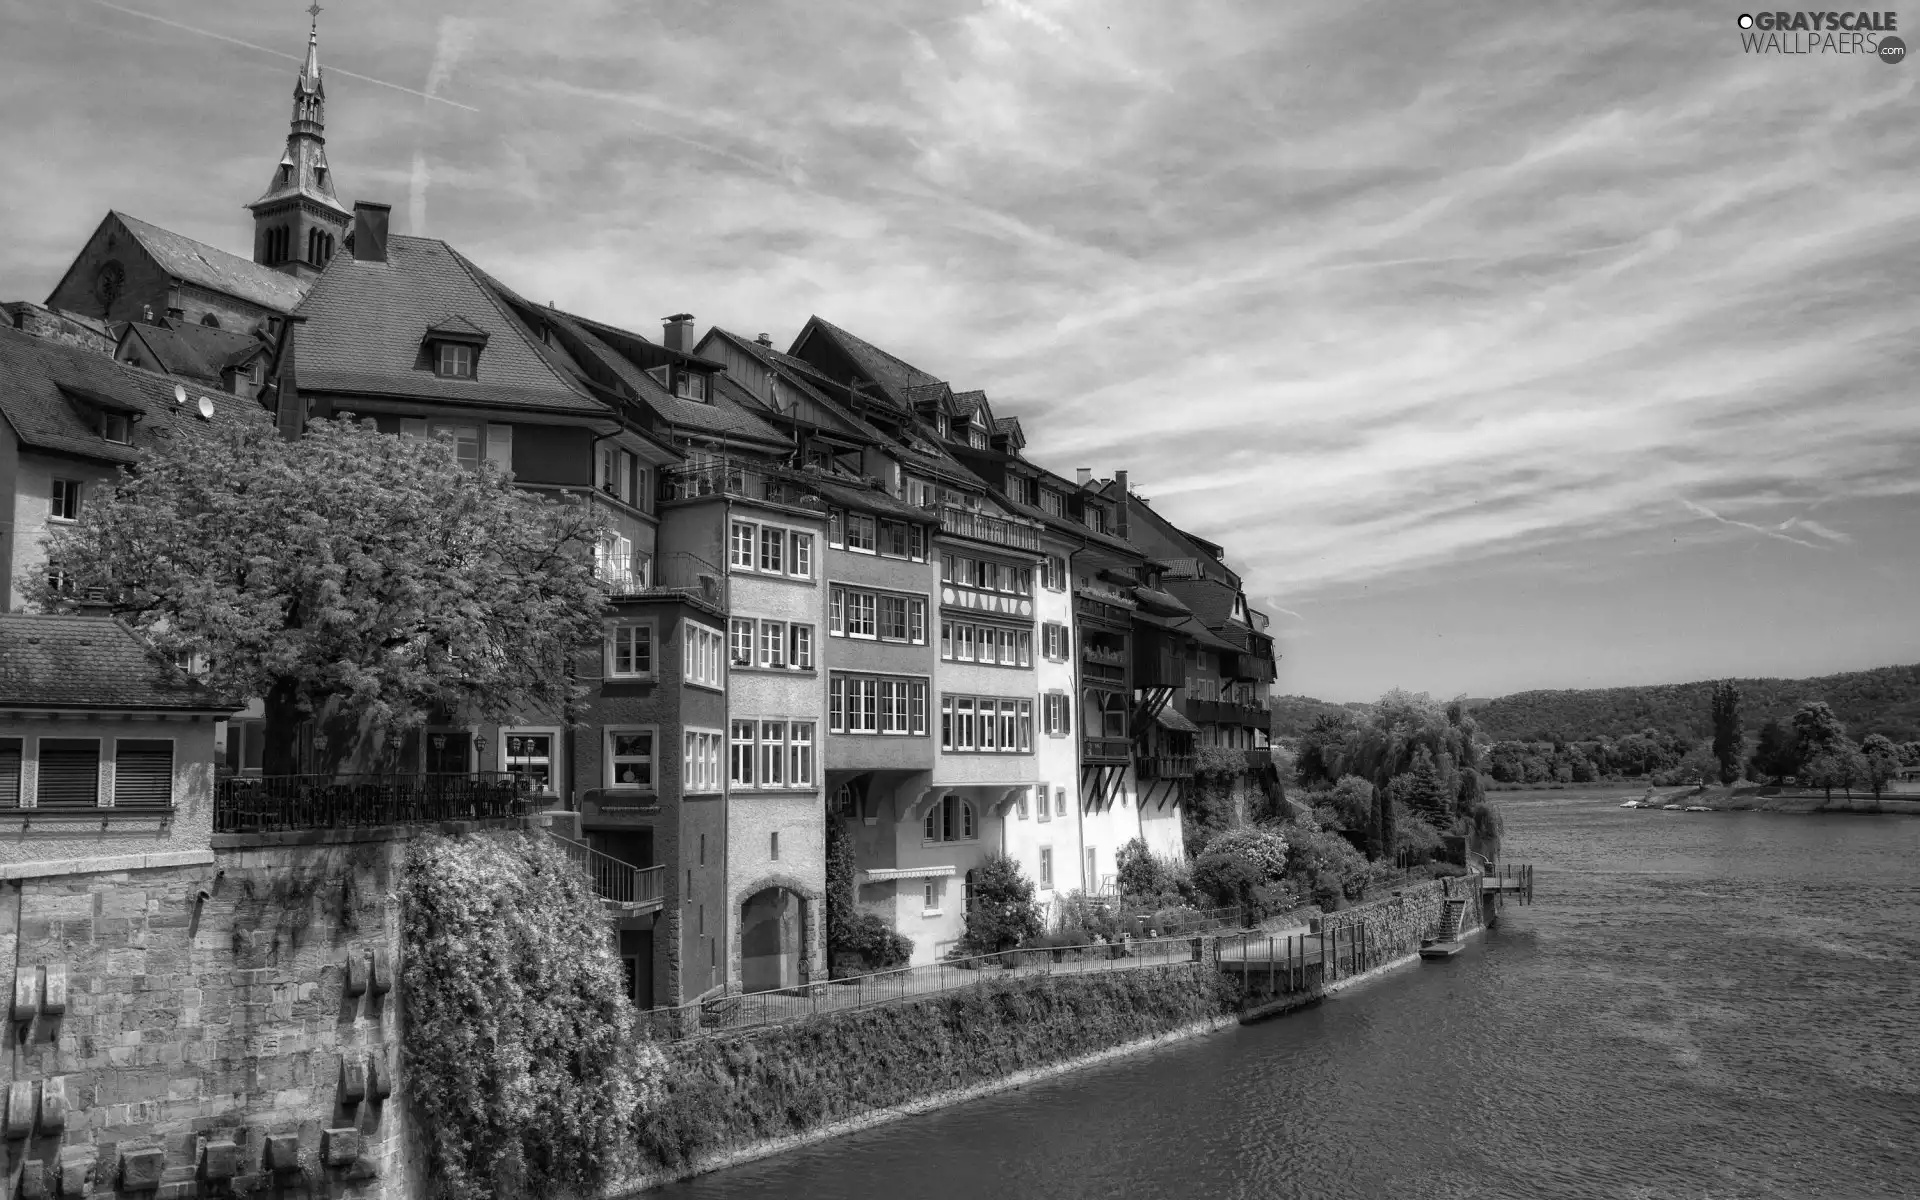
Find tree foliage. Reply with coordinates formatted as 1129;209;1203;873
1710;679;1743;784
1750;718;1800;784
399;833;663;1200
32;411;609;775
957;854;1044;955
1860;734;1901;799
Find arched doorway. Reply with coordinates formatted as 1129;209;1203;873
740;886;804;993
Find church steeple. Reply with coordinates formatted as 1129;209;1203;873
249;4;351;280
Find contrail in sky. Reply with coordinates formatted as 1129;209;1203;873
85;0;481;112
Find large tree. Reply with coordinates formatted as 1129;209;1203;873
1860;734;1901;800
33;410;610;776
1750;717;1799;784
1790;701;1849;764
1710;679;1743;785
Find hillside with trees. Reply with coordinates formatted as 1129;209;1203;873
1468;665;1920;745
1269;694;1372;738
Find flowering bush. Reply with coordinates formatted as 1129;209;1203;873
400;833;665;1200
1199;825;1290;882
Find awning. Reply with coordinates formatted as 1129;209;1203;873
862;866;956;883
1154;706;1201;734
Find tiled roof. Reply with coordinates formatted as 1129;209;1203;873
293;237;606;414
122;321;264;383
949;389;986;418
0;326;261;465
550;315;789;446
705;328;853;416
0;613;240;711
798;317;942;410
993;416;1022;436
425;314;489;340
1164;578;1239;631
806;474;940;524
114;213;310;315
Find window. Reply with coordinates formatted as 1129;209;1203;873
730;721;755;787
923;795;975;843
730;522;755;569
675;370;710;401
608;730;655;789
942;621;1031;666
759;526;785;574
51;480;81;523
757;721;786;787
109;739;173;807
0;739;18;807
1044;555;1067;591
923;877;945;914
829;509;845;548
503;733;554;792
684;730;723;792
1056;787;1067;817
609;624;653;678
101;413;131;444
38;738;100;808
790;532;813;579
759;621;786;669
880;521;911;558
940;696;1035;753
428;420;481;469
846;513;877;552
830;675;927;736
1086;505;1107;534
847;591;876;638
436;343;475;379
1016;788;1030;820
770;831;780;861
1041;489;1064;517
790;624;814;670
826;585;913;639
1042;623;1069;660
684;623;724;688
789;723;813;786
597;446;635;504
730;619;755;667
1043;692;1072;736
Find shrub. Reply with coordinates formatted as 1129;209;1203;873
1051;890;1123;943
1326;775;1375;829
837;909;913;972
957;854;1044;955
399;833;664;1200
1392;800;1445;861
1198;825;1290;882
1115;838;1197;907
1277;816;1377;908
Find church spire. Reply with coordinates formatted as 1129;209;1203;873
249;5;350;279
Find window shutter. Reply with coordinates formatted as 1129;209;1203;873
0;740;19;807
400;418;428;439
114;739;174;807
486;423;513;469
37;740;100;809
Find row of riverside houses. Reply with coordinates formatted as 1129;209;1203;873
0;15;1279;1010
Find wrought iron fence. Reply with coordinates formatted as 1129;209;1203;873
663;459;822;510
602;551;726;608
214;772;533;833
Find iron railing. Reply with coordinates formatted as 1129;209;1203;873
552;837;667;909
602;551;726;608
214;772;533;833
937;505;1043;551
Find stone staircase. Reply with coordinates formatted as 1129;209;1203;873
1435;898;1467;942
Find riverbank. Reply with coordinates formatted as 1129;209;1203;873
1601;783;1920;816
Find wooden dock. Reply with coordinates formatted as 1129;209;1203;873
1479;863;1534;904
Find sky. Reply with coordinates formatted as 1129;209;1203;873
2;0;1916;703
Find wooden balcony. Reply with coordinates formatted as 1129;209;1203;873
1082;736;1132;765
938;505;1043;551
553;837;667;915
1080;645;1128;685
1137;755;1195;780
663;458;822;511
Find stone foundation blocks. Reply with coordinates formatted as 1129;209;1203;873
12;967;40;1020
38;1076;68;1132
56;1148;93;1197
5;1080;34;1138
345;953;368;996
339;1054;368;1104
120;1146;165;1191
41;965;67;1016
264;1132;301;1174
201;1138;240;1181
20;1158;48;1200
321;1128;361;1167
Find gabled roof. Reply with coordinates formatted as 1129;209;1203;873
424;314;490;342
1164;578;1240;632
0;614;239;712
540;312;789;448
0;326;262;465
118;321;265;384
790;316;943;411
292;236;607;414
702;327;865;422
949;389;986;419
110;213;310;315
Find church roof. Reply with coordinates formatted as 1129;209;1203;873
111;213;311;315
0;326;263;466
292;236;606;414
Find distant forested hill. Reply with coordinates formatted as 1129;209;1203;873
1472;665;1920;744
1269;694;1372;738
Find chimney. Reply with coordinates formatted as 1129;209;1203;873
756;333;773;348
663;313;695;354
352;202;390;263
1076;467;1092;488
1115;470;1130;539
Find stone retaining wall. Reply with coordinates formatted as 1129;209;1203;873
1320;872;1484;962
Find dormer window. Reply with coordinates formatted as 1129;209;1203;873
1039;488;1064;518
101;413;131;445
1085;505;1107;534
968;425;988;450
674;369;709;402
437;343;475;378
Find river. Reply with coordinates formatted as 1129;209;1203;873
652;790;1920;1199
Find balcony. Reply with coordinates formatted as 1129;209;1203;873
1082;736;1131;765
1081;645;1128;684
552;837;667;914
601;551;726;609
1185;699;1269;728
215;773;533;833
938;505;1042;552
663;459;823;511
1137;755;1195;781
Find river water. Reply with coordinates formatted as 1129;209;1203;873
653;790;1920;1200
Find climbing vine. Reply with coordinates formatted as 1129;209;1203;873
399;832;666;1200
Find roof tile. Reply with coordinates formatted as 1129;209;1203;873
0;614;239;710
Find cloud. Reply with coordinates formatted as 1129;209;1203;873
409;16;481;236
1679;501;1828;550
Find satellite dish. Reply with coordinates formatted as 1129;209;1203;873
173;384;187;406
196;397;214;420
